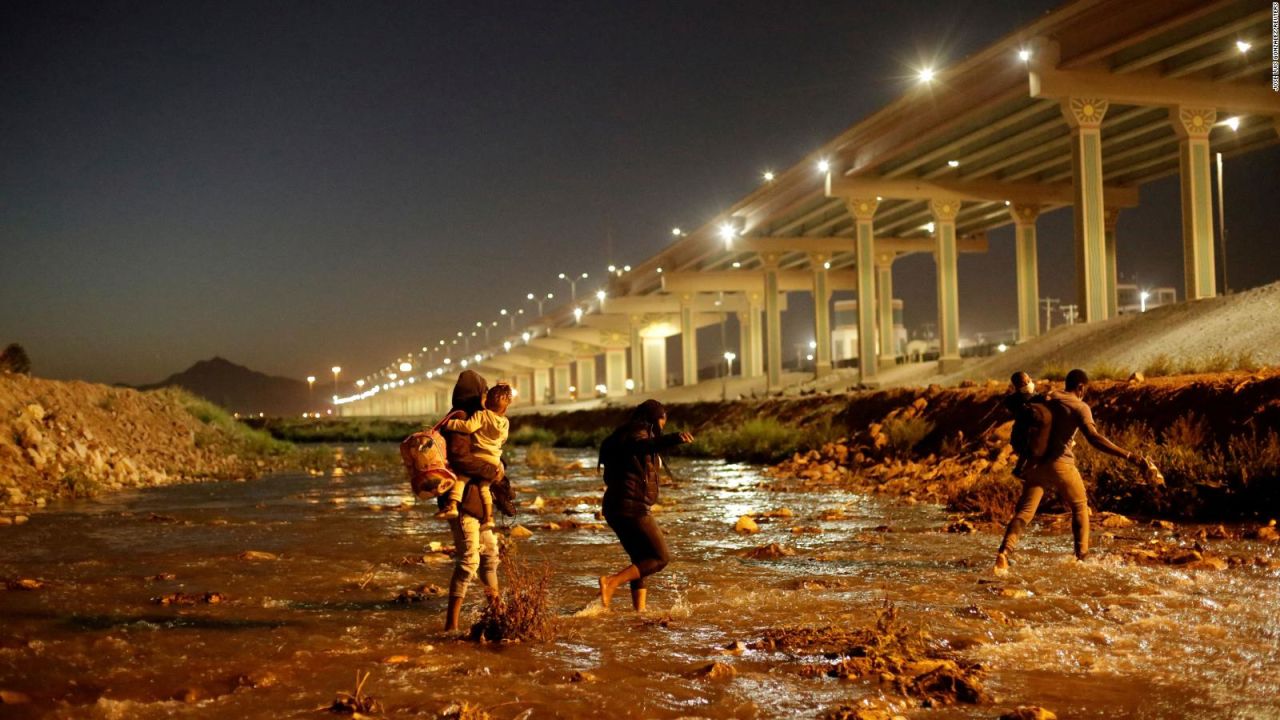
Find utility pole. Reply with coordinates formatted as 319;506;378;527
1061;304;1079;325
1040;297;1060;332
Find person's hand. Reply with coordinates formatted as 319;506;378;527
677;432;694;444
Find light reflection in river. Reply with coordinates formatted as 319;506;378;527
0;447;1276;719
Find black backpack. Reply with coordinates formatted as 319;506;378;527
1010;395;1054;462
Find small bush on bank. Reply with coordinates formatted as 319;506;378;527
509;425;556;446
523;444;560;470
883;416;933;456
1088;362;1130;381
1039;361;1069;381
947;471;1021;522
690;418;805;464
177;392;291;456
1142;354;1176;377
553;427;611;448
1235;351;1260;372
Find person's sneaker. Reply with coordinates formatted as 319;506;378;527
434;504;459;520
993;552;1010;575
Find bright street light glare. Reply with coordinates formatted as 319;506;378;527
398;361;412;372
1236;40;1251;53
816;159;830;173
763;171;775;182
1017;48;1031;62
1225;116;1240;131
918;67;935;83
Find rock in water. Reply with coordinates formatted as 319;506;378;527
734;516;759;534
694;661;737;680
508;525;534;539
237;550;278;561
1000;707;1057;720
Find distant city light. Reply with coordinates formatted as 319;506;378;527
947;160;960;168
1017;48;1031;62
656;267;663;273
573;307;584;322
624;378;635;391
398;361;412;372
355;379;364;387
1236;40;1251;53
594;384;607;395
917;67;935;83
596;289;607;301
607;265;616;273
997;343;1008;353
763;171;775;182
387;372;398;380
671;227;682;236
732;261;742;268
817;159;830;173
718;222;738;245
823;261;831;269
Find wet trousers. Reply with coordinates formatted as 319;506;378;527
605;513;670;590
448;514;499;600
998;459;1091;558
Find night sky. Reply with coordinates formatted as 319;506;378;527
3;1;1277;387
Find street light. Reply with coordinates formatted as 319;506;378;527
1140;290;1151;313
306;375;315;406
331;366;341;395
398;361;412;373
722;351;736;401
559;272;589;300
527;291;554;315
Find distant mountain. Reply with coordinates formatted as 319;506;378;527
138;357;320;417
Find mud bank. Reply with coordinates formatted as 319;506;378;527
513;370;1280;522
0;374;293;515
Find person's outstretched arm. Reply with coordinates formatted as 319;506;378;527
621;428;693;454
1078;407;1140;463
443;412;486;434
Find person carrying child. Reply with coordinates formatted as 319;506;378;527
438;382;512;529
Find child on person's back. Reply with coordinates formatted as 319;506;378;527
437;383;511;528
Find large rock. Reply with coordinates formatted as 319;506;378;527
734;516;759;534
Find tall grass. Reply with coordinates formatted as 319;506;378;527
178;392;292;456
683;418;805;464
883;416;934;456
470;549;557;643
509;425;556;446
1142;354;1176;377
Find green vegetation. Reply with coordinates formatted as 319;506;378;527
679;418;807;464
1086;362;1130;381
1080;420;1280;520
177;392;292;456
552;426;612;449
1037;361;1069;381
60;469;100;498
509;425;556;446
254;417;421;443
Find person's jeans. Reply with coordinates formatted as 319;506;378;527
448;514;499;599
998;459;1091;558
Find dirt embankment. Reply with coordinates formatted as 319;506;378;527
513;370;1280;522
0;373;292;517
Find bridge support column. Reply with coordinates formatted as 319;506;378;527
809;253;833;378
642;336;667;392
929;198;963;373
533;368;550;406
628;316;644;393
762;253;783;390
1063;97;1111;321
553;363;573;403
1010;204;1041;342
1172;106;1217;300
876;254;896;366
1104;208;1120;317
604;348;627;397
679;294;698;386
737;293;763;378
847;198;879;383
575;355;597;399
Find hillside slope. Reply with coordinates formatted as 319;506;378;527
139;356;316;416
949;280;1280;383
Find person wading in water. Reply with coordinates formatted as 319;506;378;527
440;370;515;631
596;400;693;612
994;368;1148;574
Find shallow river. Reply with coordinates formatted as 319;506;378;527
1;447;1277;719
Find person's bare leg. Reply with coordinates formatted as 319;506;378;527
444;596;463;631
599;565;640;607
631;587;646;612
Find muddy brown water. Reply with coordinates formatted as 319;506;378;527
1;447;1277;719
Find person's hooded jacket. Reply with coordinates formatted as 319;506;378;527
599;400;685;517
442;370;509;518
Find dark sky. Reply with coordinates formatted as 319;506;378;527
3;0;1277;387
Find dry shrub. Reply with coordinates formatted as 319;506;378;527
883;416;933;456
947;472;1022;521
469;547;557;643
437;702;492;720
1234;351;1260;372
1142;354;1176;377
522;444;559;470
1038;361;1069;381
1088;362;1130;381
1162;414;1209;447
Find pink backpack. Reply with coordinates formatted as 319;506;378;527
399;417;458;498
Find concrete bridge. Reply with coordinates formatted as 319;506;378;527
338;0;1278;417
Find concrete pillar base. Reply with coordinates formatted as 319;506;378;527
937;357;965;374
814;363;833;378
878;354;897;368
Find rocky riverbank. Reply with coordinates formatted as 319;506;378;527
512;369;1280;525
0;374;295;517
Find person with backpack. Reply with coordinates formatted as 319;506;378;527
440;369;514;632
1005;371;1049;480
994;368;1148;574
595;400;693;612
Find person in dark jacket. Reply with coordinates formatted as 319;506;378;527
596;400;693;611
440;369;510;631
